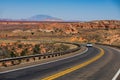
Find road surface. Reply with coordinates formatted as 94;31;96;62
0;45;120;80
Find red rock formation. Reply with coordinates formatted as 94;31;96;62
0;20;120;33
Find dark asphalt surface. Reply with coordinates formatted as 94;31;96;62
117;75;120;80
0;45;120;80
56;45;120;80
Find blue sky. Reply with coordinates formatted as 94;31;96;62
0;0;120;21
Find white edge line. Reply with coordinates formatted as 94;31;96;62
112;68;120;80
103;46;120;80
108;46;120;80
0;48;88;74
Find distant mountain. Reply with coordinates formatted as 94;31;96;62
0;15;62;21
25;15;62;21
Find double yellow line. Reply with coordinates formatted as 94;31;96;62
42;48;104;80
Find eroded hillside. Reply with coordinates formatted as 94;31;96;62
0;20;120;45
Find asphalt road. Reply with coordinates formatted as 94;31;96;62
117;74;120;80
0;45;120;80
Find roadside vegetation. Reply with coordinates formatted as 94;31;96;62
0;42;70;59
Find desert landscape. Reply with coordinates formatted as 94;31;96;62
0;20;120;59
0;0;120;80
0;20;120;44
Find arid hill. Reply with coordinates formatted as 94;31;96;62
0;20;120;46
0;20;120;31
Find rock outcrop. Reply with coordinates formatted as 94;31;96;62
0;20;120;33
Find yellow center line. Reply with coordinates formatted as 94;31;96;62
42;48;104;80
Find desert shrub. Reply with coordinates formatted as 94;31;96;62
20;49;27;56
33;44;40;54
10;51;16;57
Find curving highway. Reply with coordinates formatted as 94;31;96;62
0;45;120;80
